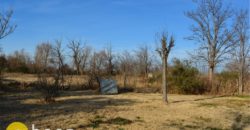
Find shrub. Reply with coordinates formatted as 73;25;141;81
36;75;60;103
217;71;238;82
170;59;206;94
216;71;239;94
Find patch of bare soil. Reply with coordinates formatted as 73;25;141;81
0;91;250;130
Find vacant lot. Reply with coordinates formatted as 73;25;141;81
1;90;250;130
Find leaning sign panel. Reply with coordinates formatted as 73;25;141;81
100;79;118;94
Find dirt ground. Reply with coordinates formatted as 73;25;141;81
1;90;250;130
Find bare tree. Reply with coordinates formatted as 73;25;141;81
185;0;235;90
37;40;66;102
105;44;114;76
35;42;53;72
135;45;151;76
35;41;65;103
118;51;136;87
232;10;250;95
81;45;92;73
0;9;17;39
0;9;16;83
156;32;174;103
51;40;65;87
67;40;83;75
87;50;106;89
92;51;107;74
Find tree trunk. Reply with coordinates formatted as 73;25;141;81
123;72;127;87
209;66;214;92
162;55;168;103
239;57;244;95
77;65;80;75
239;40;245;95
239;73;243;95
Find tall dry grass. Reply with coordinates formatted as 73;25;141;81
2;73;250;95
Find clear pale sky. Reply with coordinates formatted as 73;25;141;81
0;0;249;59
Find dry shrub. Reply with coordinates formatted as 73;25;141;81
215;71;239;95
36;75;59;103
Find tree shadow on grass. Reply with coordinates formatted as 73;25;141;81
171;95;229;104
0;91;136;129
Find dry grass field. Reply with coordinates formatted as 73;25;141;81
1;0;249;129
1;90;250;130
1;73;250;130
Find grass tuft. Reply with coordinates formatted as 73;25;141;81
195;116;212;122
107;117;133;125
205;127;223;130
198;102;218;107
87;116;133;128
236;95;250;99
